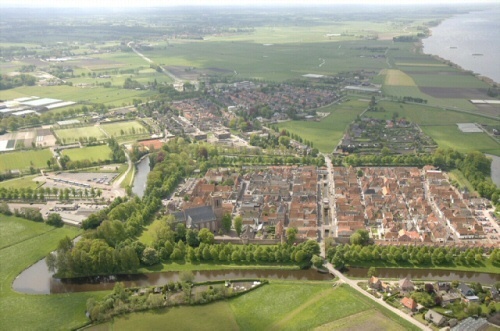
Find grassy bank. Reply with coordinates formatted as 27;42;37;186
0;215;103;330
87;282;420;331
138;261;301;273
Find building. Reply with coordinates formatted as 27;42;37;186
425;309;447;327
400;297;417;311
399;276;415;293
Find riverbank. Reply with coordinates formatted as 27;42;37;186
346;260;500;276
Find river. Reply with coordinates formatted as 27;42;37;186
422;8;500;84
345;267;500;285
131;156;150;198
14;267;331;294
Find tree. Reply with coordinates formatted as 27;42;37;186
350;229;370;246
186;229;200;247
311;255;323;268
286;227;298;245
234;216;243;236
367;267;378;278
141;247;159;266
221;213;232;234
46;213;64;227
198;228;214;244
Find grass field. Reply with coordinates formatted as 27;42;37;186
368;101;500;155
54;126;107;143
0;85;150;108
62;145;113;162
101;121;148;138
0;216;100;331
0;175;40;190
91;282;420;331
384;69;416;86
277;99;368;153
0;149;52;172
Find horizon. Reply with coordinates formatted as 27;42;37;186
2;0;500;9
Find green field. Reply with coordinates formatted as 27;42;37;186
54;126;107;143
0;149;53;172
0;85;151;108
62;145;113;162
277;99;368;153
368;101;500;155
101;121;148;138
0;175;40;189
0;215;99;331
90;283;419;331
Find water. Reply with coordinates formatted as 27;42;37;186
14;268;332;294
423;8;500;84
488;154;500;187
345;267;500;285
131;156;150;198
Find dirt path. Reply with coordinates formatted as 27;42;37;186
266;287;335;331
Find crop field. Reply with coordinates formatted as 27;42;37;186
0;85;151;108
91;283;419;331
316;309;407;331
277;99;368;153
384;69;416;86
421;126;500;155
0;149;52;172
62;145;113;162
101;121;148;138
54;126;106;143
0;216;97;331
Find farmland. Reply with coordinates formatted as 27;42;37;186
89;282;419;331
53;121;148;144
0;215;99;331
54;126;107;143
62;145;113;162
0;149;53;172
277;99;368;153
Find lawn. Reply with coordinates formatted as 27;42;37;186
89;301;239;331
277;99;368;153
0;216;100;331
101;121;148;138
0;149;52;172
93;282;420;331
54;125;107;143
62;145;113;162
0;175;40;189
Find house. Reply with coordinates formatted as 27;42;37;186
425;309;447;327
399;276;415;293
368;276;382;290
440;292;462;307
490;286;500;302
457;282;480;303
400;297;417;311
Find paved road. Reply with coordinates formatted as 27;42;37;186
324;262;431;331
127;41;179;81
111;151;131;198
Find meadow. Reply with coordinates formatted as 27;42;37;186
0;215;99;331
54;126;107;143
89;282;419;331
62;145;113;162
0;175;40;190
277;99;368;153
0;149;52;172
101;121;148;138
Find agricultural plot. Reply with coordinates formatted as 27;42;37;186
94;283;418;331
54;126;106;144
277;100;368;153
62;145;113;162
0;149;52;172
384;69;416;86
101;121;148;138
0;216;93;331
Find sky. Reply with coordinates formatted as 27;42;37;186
1;0;499;8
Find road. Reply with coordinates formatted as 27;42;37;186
111;151;132;198
324;262;431;331
127;41;179;81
